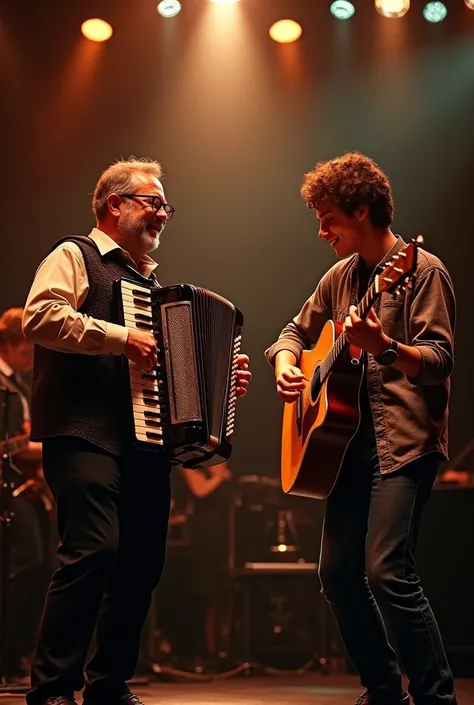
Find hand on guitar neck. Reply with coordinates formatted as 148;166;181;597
344;305;422;379
275;350;308;403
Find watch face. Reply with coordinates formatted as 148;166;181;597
379;349;398;365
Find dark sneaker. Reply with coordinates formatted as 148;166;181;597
355;691;409;705
118;696;146;705
83;694;146;705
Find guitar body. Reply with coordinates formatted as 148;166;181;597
281;320;364;500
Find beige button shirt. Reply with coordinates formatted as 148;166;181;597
23;228;158;355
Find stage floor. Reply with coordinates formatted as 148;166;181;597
0;676;472;704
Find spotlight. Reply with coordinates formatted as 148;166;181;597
209;0;240;3
81;19;113;42
465;0;474;9
157;0;182;17
423;2;447;22
330;1;356;20
375;0;410;18
269;19;303;44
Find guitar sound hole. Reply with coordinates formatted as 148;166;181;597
311;374;322;403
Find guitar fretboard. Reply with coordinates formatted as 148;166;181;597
318;282;377;384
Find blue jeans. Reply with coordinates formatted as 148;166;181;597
319;431;456;705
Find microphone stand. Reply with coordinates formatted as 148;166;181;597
0;386;28;694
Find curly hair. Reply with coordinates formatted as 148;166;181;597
300;152;394;228
0;308;26;347
92;156;163;222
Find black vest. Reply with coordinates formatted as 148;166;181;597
30;236;157;455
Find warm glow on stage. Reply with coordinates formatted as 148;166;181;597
81;18;113;42
269;20;303;45
375;0;410;18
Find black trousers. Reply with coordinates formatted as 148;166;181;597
319;430;456;705
26;436;171;703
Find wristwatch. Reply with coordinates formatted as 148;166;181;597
374;339;399;366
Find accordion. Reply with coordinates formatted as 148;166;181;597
116;277;243;468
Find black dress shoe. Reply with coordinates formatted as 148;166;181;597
355;691;409;705
83;694;145;705
118;697;145;705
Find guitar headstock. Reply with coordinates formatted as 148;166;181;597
376;235;423;297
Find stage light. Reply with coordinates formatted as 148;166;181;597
423;2;447;22
81;19;113;42
209;0;240;4
157;0;182;17
465;0;474;9
330;1;356;19
269;19;303;44
375;0;410;18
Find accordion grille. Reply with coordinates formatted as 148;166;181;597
162;301;202;424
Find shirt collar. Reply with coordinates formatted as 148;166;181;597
88;228;159;280
350;235;407;279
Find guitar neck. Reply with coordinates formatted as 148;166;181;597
319;282;379;383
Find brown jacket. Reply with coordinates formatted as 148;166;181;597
265;236;456;474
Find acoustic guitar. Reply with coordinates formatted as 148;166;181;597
281;236;422;500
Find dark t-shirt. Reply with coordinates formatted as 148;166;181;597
356;261;376;438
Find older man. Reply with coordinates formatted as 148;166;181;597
23;157;251;705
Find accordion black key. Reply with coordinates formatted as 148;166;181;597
116;278;244;468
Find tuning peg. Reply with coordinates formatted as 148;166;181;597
393;254;399;260
414;235;424;246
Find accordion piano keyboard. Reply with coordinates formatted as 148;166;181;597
120;279;164;446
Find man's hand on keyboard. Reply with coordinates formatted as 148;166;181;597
124;328;158;371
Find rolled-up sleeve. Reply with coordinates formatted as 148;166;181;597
22;243;129;355
264;271;332;366
406;265;456;386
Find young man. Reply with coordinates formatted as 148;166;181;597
22;157;251;705
0;308;52;682
265;152;456;705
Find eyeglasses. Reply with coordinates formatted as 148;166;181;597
118;193;175;220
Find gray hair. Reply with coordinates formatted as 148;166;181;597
92;156;163;222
